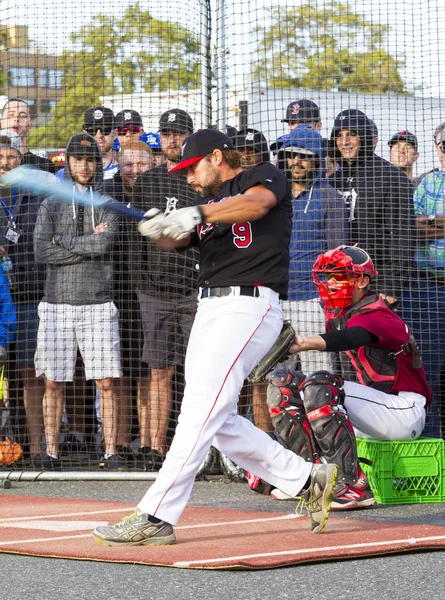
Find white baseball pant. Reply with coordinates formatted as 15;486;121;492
138;286;313;525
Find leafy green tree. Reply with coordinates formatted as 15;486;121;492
251;1;407;94
29;2;201;148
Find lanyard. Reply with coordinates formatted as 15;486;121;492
0;188;17;226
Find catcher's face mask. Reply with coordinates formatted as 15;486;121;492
312;245;378;319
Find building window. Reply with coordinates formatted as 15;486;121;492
40;99;57;113
39;69;64;89
27;99;37;119
8;67;36;87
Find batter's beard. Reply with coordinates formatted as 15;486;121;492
200;172;224;197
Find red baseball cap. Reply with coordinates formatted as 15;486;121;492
168;129;234;176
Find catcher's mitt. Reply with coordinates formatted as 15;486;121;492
0;437;23;467
248;322;296;383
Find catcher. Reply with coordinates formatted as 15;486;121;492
253;245;431;509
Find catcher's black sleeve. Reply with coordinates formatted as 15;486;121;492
320;327;378;352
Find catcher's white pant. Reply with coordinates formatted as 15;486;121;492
344;381;426;440
138;286;313;525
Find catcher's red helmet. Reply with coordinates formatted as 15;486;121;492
312;245;378;319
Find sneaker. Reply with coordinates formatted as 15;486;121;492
92;509;176;547
137;447;165;472
116;445;136;468
32;454;62;471
270;488;299;501
99;454;127;471
331;482;377;510
297;463;338;534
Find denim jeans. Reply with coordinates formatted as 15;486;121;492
399;281;445;438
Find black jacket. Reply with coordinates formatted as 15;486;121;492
131;164;199;299
328;110;415;298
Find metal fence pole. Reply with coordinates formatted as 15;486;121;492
215;0;227;131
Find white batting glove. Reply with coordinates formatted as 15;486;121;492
162;206;204;240
138;208;166;240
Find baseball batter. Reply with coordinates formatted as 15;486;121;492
269;245;431;509
93;129;338;547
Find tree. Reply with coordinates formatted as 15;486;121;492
251;1;407;94
29;2;202;148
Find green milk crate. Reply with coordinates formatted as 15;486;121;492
355;437;445;504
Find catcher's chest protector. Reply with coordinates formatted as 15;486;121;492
302;371;359;484
330;293;421;393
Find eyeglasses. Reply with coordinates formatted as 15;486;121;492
84;126;113;136
116;126;142;135
436;141;445;153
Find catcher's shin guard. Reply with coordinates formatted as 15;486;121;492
267;365;316;462
302;371;359;484
266;363;305;424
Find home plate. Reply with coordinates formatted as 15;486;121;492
2;495;445;569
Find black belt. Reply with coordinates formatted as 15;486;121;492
201;286;260;298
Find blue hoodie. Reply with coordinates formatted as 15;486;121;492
278;125;348;301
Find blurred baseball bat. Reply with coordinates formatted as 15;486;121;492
0;166;146;221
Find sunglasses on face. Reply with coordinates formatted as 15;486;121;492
84;126;113;136
116;126;142;135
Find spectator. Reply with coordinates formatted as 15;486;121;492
277;125;347;374
234;128;270;169
131;108;199;470
388;131;420;185
281;99;322;133
114;109;144;147
328;109;415;308
271;100;322;158
0;135;48;462
83;107;119;180
399;122;445;436
140;133;165;168
104;140;153;465
0;265;15;370
1;98;57;173
33;133;122;470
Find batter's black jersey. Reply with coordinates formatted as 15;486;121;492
193;162;292;299
132;164;199;299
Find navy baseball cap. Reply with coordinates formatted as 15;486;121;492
168;129;234;175
115;109;143;129
282;100;320;123
388;131;418;150
159;109;193;134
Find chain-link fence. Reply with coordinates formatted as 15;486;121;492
0;0;444;474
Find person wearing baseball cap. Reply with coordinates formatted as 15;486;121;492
114;109;144;145
92;127;339;546
82;106;118;180
234;128;270;169
157;108;193;167
388;131;419;182
139;132;165;167
281;99;322;133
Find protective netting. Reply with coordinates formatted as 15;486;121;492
0;0;444;472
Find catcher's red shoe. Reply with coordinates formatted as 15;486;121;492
331;481;377;510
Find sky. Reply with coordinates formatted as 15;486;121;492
2;0;444;97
